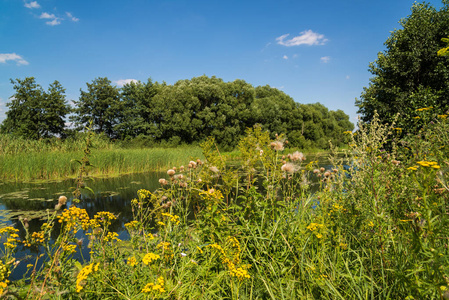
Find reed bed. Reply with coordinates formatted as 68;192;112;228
0;147;204;182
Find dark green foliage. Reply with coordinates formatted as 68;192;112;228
71;77;122;138
1;77;70;139
4;75;353;149
356;1;449;130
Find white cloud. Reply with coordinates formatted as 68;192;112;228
39;12;55;19
276;30;328;47
320;56;331;63
66;12;79;22
282;55;288;60
24;1;40;9
114;79;138;87
40;12;61;25
46;18;61;26
0;53;29;65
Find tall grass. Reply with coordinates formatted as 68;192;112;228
0;147;204;182
1;112;448;299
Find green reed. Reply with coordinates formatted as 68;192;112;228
0;147;204;182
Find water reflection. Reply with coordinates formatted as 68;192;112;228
0;153;343;280
0;171;166;280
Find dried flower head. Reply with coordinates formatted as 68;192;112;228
281;162;299;174
320;167;325;172
391;160;401;166
58;195;67;206
313;169;320;174
290;151;305;161
189;161;197;168
159;178;168;185
270;141;284;151
167;169;175;176
180;166;185;172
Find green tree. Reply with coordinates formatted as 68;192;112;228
72;77;122;138
42;81;71;138
117;79;163;141
1;77;70;139
356;2;449;130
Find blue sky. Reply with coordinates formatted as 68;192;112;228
0;0;445;126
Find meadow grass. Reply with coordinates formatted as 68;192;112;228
0;113;448;299
0;147;204;182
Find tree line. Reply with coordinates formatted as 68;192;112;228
356;1;449;130
1;76;354;150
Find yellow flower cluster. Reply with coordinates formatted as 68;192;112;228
0;227;20;249
0;227;18;235
157;242;170;251
438;114;448;119
307;223;325;239
206;241;251;281
142;252;160;265
30;231;45;244
124;220;139;230
103;232;120;243
200;189;224;201
408;160;440;171
58;206;90;233
416;107;433;112
229;266;251;280
306;223;324;231
76;262;100;293
137;189;152;200
63;244;77;254
417;160;440;169
161;213;181;225
127;256;137;267
339;243;348;250
93;211;116;227
142;276;165;294
343;131;353;134
0;260;11;294
0;280;7;295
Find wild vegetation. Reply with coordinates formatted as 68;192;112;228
1;75;353;150
0;112;448;299
1;1;449;299
356;1;449;134
0;132;204;182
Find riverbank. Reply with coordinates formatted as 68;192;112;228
1;116;447;299
0;141;338;182
0;146;204;182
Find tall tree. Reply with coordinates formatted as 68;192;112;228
356;1;449;129
72;77;121;138
1;77;70;139
41;81;71;138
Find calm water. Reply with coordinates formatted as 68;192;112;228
0;153;339;280
0;171;166;280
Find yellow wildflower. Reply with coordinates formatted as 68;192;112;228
142;276;165;294
76;263;98;293
127;256;137;267
142;253;160;265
